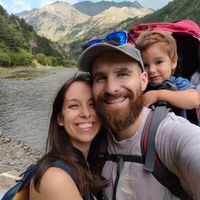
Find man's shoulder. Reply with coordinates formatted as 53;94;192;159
157;111;200;140
161;111;192;127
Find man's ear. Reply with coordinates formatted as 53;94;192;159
57;113;64;126
140;71;148;91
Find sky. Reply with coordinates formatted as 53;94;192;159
1;0;173;14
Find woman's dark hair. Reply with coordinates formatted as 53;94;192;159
33;71;108;196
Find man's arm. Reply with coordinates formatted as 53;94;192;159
156;113;200;199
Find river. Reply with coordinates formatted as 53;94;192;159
0;68;76;152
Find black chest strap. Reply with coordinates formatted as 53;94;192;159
99;153;144;200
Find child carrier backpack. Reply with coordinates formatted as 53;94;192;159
128;19;200;125
1;160;80;200
99;103;191;200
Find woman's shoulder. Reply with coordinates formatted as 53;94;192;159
30;167;82;200
43;166;76;184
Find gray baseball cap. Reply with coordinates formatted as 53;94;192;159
78;43;144;72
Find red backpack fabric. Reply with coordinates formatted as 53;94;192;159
128;20;200;40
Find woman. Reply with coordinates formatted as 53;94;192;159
29;72;108;200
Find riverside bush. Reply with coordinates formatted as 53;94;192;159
10;49;33;66
0;51;12;66
36;53;64;66
36;53;46;65
0;46;33;67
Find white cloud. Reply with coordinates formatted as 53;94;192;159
14;0;31;11
0;0;7;9
9;5;18;14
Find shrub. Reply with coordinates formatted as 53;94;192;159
11;49;33;66
36;53;46;65
0;51;12;66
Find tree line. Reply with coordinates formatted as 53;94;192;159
0;6;66;67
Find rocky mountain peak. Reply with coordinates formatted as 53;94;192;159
17;1;90;41
74;0;144;16
16;0;153;42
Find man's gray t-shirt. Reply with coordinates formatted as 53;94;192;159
102;107;200;200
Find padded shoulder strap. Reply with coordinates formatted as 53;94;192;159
1;164;37;200
143;102;170;172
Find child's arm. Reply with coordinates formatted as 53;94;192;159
143;89;200;109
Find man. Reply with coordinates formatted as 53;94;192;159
78;42;200;200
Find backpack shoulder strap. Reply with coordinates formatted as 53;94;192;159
142;102;170;172
1;163;37;200
142;103;191;199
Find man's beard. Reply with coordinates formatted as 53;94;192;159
95;86;144;133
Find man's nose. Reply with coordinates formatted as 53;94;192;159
105;77;119;94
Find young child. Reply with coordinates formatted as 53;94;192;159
135;31;200;112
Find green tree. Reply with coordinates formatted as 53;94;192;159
36;53;46;65
11;49;33;66
0;41;11;66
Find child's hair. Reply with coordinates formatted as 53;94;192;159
136;31;178;63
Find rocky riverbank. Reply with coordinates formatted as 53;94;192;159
0;134;41;196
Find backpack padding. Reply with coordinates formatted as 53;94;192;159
128;20;200;41
144;103;169;172
174;34;200;79
152;159;191;199
1;164;37;200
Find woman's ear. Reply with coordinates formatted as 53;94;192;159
57;113;64;126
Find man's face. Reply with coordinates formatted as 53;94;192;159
92;51;148;133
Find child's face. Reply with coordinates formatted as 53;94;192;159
142;43;177;84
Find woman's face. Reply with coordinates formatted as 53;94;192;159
57;81;101;151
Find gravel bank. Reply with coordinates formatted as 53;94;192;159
0;134;42;196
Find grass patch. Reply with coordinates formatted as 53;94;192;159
4;70;47;79
0;66;51;80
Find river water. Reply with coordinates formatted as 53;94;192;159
0;68;76;152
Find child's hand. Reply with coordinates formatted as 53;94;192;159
143;90;159;107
